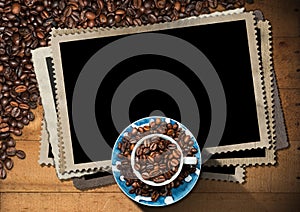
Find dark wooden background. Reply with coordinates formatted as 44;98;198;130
1;0;299;211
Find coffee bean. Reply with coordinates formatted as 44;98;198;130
116;9;125;15
6;147;17;156
148;14;157;23
12;128;22;136
27;111;35;121
10;101;18;107
0;151;7;161
155;118;161;125
183;135;190;143
168;143;176;150
153;175;165;183
99;14;107;24
19;103;29;110
149;143;157;151
0;123;9;133
85;11;96;20
4;158;13;170
191;148;198;154
208;0;218;9
11;107;21;117
0;132;10;140
133;0;142;9
174;149;181;158
7;137;16;147
170;158;179;167
17;121;24;129
0;168;6;179
142;172;150;180
151;191;160;201
15;85;27;93
16;150;26;159
134;163;140;171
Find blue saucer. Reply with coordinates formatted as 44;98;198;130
111;116;201;207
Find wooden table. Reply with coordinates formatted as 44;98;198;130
1;0;299;211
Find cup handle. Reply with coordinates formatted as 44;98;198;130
183;157;198;165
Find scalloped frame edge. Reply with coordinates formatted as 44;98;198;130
38;117;54;166
204;20;277;167
32;47;105;179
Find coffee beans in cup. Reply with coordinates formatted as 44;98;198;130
133;137;182;184
116;118;199;201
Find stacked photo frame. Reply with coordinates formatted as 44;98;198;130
32;8;288;188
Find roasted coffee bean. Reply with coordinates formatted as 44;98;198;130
134;163;140;171
4;158;13;170
99;13;107;24
133;0;142;9
170;158;179;167
183;135;190;143
85;11;96;20
16;150;26;159
6;137;16;147
131;128;138;135
144;139;150;147
0;168;6;179
17;121;24;129
0;132;10;140
6;147;17;156
15;85;27;93
149;143;157;151
168;143;176;150
173;149;181;158
107;15;115;26
142;172;150;180
155;118;161;125
0;151;7;161
12;128;22;136
0;123;9;133
146;14;155;24
19;103;30;110
156;0;166;9
153;175;165;183
208;0;218;9
151;191;160;202
191;148;198;154
27;111;35;121
11;107;21;117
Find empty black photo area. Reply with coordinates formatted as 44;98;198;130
59;20;261;164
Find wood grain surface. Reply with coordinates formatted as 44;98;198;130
1;0;299;211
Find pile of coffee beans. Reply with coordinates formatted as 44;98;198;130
0;136;26;179
117;118;198;201
0;0;253;179
134;137;182;183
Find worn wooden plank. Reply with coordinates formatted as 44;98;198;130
246;0;300;37
280;89;300;141
270;142;300;192
273;38;300;89
1;193;299;212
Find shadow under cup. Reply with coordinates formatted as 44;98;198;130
131;133;198;187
